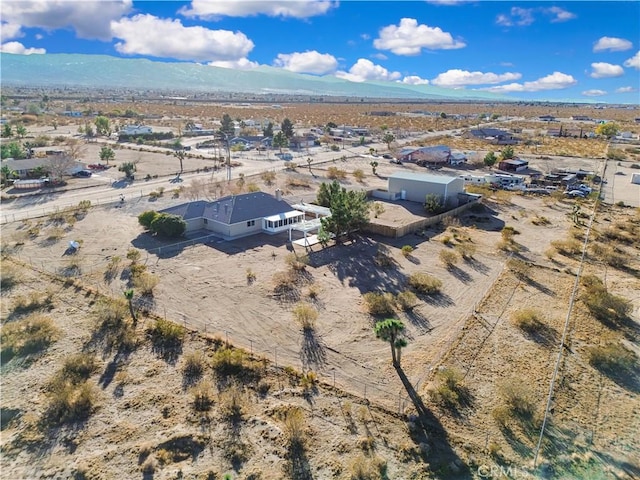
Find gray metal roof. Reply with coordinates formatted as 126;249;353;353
160;192;294;225
389;171;461;185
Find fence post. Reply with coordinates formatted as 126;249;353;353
364;383;367;399
250;339;253;355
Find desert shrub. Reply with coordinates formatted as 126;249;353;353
507;258;530;279
126;248;142;263
424;193;444;214
261;171;276;185
429;368;471;410
511;309;545;334
395;290;417;311
283;407;306;449
348;454;387;480
95;297;128;325
46;226;66;241
401;245;414;257
220;383;249;422
587;343;637;377
46;381;97;425
286;176;310;188
292;302;318;330
531;215;551;226
493;378;537;426
501;226;520;241
246;268;256;283
11;290;54;314
374;244;394;268
363;292;396;316
550;238;582;256
147;318;185;349
441;235;452;246
300;371;318;393
129;262;147;279
60;353;99;384
211;346;262;381
133;272;159;295
370;202;385;218
0;263;21;290
150;213;186;238
454;242;476;260
246;182;260;192
285;253;309;271
327;166;347;180
182;351;207;382
1;314;60;361
408;273;442;295
439;249;459;268
589;243;628;269
352;169;365;182
306;284;319;300
191;379;214;411
581;275;631;324
105;255;122;277
272;270;299;301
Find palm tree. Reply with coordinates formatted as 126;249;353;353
124;289;137;326
173;150;186;175
374;318;406;367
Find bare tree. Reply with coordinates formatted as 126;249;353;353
46;155;77;181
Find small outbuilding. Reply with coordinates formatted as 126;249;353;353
498;158;529;172
388;171;465;207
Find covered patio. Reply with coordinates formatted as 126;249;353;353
262;210;305;234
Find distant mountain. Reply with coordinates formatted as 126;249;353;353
1;53;511;102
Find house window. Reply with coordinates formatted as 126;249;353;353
203;219;208;224
247;220;255;227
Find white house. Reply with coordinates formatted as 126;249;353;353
120;125;152;135
386;171;465;207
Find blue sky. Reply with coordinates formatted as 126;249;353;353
1;1;639;103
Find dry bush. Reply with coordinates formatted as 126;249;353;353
587;343;637;377
286;176;310;188
370;202;385;218
408;273;442;295
442;216;461;228
511;309;545;334
493;378;538;428
191;379;214;411
507;258;530;279
60;353;99;384
327;166;347;180
1;314;60;361
133;271;160;295
292;302;318;330
454;242;476;260
285;253;309;271
439;249;459;268
218;383;250;422
283;407;307;449
211;346;262;381
182;351;207;382
1;262;22;290
105;255;122;278
46;381;97;425
11;290;54;314
95;297;128;325
501;225;520;241
428;368;472;411
401;245;414;257
352;169;365;182
348;454;387;480
550;238;582;256
363;292;396;316
374;245;394;268
589;243;628;269
300;371;318;393
531;215;551;226
395;290;418;311
272;270;300;301
147;318;185;349
581;275;631;324
46;226;66;241
126;248;142;263
261;170;276;185
246;268;256;283
306;284;320;300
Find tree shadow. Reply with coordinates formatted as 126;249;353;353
300;327;327;371
403;308;433;334
517;322;559;348
465;257;491;275
285;438;313;480
447;265;473;284
395;366;468;477
422;292;455;308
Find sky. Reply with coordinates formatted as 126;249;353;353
1;0;639;103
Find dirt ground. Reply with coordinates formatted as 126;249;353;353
2;164;639;479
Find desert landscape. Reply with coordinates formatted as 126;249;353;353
1;98;640;480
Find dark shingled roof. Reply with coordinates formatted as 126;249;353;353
160;192;294;225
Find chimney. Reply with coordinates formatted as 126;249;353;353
275;188;282;201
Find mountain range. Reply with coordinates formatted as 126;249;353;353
1;53;512;102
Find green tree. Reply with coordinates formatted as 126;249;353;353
325;122;337;132
499;146;515;161
99;146;115;164
262;121;274;138
382;132;395;150
318;181;369;241
84;123;95;138
281;118;294;139
0;142;25;159
370;160;378;175
138;210;159;230
2;124;13;138
123;289;137;326
440;112;447;119
595;122;619;139
374;318;406;367
1;165;17;182
424;193;444;213
272;131;288;152
94;116;111;136
150;213;187;238
483;151;497;167
15;123;27;138
119;162;136;180
220;113;235;137
316;180;343;207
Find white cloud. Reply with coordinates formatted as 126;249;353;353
401;76;430;85
208;58;258;69
111;14;254;63
273;50;337;75
370;53;388;61
623;51;640;69
589;62;624;79
496;7;535;27
615;86;636;93
431;69;522;87
545;7;576;23
426;0;468;5
582;89;607;97
1;0;132;41
1;22;24;42
482;71;577;93
335;58;401;83
593;36;633;52
180;0;336;19
373;18;465;56
0;41;45;55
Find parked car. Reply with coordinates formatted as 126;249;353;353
382;153;393;159
72;170;92;178
565;190;586;197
